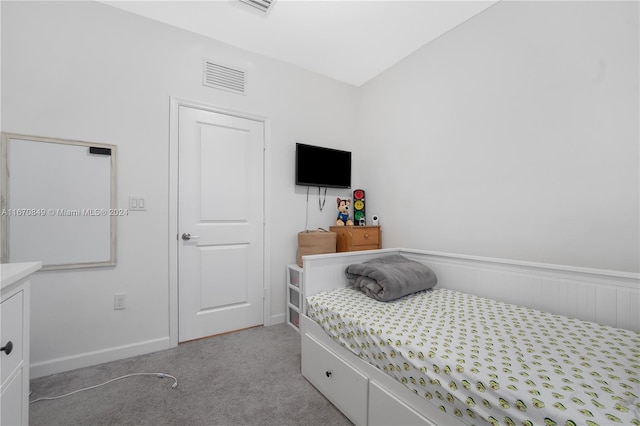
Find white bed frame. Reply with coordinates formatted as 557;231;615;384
299;248;639;426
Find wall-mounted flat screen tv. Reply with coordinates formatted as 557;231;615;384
295;143;351;188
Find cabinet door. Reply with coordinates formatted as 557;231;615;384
1;368;24;426
330;227;351;252
1;291;24;384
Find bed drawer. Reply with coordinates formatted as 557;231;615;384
301;333;368;425
368;381;431;426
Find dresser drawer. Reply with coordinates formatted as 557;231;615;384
330;226;381;252
351;228;379;247
302;332;368;425
1;291;24;385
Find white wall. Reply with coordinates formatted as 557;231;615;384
358;1;639;273
3;0;638;378
1;1;358;377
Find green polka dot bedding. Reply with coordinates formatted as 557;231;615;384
306;287;640;426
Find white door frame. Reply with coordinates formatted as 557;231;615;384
168;97;271;347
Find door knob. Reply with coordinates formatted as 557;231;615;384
1;341;13;355
182;233;200;241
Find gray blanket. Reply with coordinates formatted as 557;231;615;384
345;254;437;301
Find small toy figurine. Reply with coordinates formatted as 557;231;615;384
336;197;353;226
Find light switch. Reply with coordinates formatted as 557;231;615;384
129;196;146;211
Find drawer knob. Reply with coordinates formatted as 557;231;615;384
364;233;369;238
1;341;13;355
325;370;332;378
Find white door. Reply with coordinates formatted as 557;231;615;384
178;106;264;342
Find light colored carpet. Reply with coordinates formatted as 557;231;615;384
29;323;352;426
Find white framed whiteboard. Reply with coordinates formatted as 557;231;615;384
1;133;117;270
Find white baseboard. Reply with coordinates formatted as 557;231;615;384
30;337;172;379
270;312;285;326
31;316;289;379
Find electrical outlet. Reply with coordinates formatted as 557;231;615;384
114;293;126;310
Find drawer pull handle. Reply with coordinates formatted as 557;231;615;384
325;370;332;378
1;341;13;355
364;233;369;238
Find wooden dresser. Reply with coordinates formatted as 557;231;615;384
329;226;381;252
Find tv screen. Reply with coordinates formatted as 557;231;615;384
295;143;351;188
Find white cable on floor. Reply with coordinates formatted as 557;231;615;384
30;372;178;404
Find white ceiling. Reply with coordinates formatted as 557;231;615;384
102;0;498;87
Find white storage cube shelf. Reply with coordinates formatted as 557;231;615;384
286;265;303;332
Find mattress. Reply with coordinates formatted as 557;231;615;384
306;287;640;426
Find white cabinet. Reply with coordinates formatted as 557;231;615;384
1;262;41;426
286;264;303;332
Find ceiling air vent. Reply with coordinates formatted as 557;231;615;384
202;60;247;95
238;0;274;14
